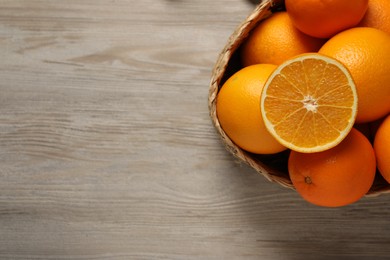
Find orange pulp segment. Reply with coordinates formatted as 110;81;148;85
260;53;358;153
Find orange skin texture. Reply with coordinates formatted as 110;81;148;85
374;115;390;183
319;27;390;123
286;0;369;38
359;0;390;34
240;12;325;66
288;129;376;207
216;64;287;154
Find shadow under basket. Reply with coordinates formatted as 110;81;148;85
208;0;390;197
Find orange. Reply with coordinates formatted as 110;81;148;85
319;27;390;123
374;115;390;183
260;53;358;153
240;12;324;66
289;128;376;207
216;64;286;154
285;0;368;38
359;0;390;34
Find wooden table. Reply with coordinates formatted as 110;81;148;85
1;1;390;259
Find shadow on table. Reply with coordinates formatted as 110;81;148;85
246;0;261;4
218;160;390;259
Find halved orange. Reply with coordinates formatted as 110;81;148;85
260;53;358;153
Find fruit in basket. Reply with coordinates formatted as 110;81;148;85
319;27;390;123
288;128;376;207
359;0;390;34
210;0;390;205
285;0;368;38
260;53;357;153
216;64;287;154
240;12;324;66
374;115;390;183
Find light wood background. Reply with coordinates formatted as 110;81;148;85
1;0;390;259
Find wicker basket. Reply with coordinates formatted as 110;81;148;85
208;0;390;197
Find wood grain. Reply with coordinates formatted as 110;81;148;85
1;0;390;259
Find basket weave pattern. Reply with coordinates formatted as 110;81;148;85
208;0;390;196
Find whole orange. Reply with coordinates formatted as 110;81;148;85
216;64;286;154
319;27;390;123
288;128;376;207
374;115;390;183
240;12;324;66
285;0;368;38
359;0;390;34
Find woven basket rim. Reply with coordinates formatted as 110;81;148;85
208;0;390;197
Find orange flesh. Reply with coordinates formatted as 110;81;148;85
262;54;357;152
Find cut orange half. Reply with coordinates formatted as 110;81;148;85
260;53;358;153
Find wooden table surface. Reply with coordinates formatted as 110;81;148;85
1;0;390;259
